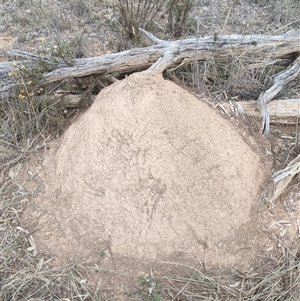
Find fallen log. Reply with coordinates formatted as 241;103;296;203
1;30;299;132
223;98;300;125
1;30;299;95
43;92;300;126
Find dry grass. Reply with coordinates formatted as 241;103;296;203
1;0;300;299
167;0;195;38
0;180;102;300
115;0;196;41
162;245;300;300
0;76;68;175
116;0;164;40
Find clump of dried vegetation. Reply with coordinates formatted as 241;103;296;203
0;182;99;300
1;0;300;300
163;247;300;300
116;0;195;40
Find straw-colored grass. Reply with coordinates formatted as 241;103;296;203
162;246;300;300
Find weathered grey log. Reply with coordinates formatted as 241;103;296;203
43;93;300;126
223;98;300;125
40;30;300;82
1;30;299;132
1;30;299;95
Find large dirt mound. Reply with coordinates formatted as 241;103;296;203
28;73;268;271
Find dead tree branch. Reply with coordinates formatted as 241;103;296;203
257;56;300;134
1;30;299;132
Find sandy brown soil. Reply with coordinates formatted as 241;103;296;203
20;73;297;293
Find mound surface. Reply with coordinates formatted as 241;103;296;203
28;73;267;271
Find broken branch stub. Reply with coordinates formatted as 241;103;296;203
269;153;300;203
